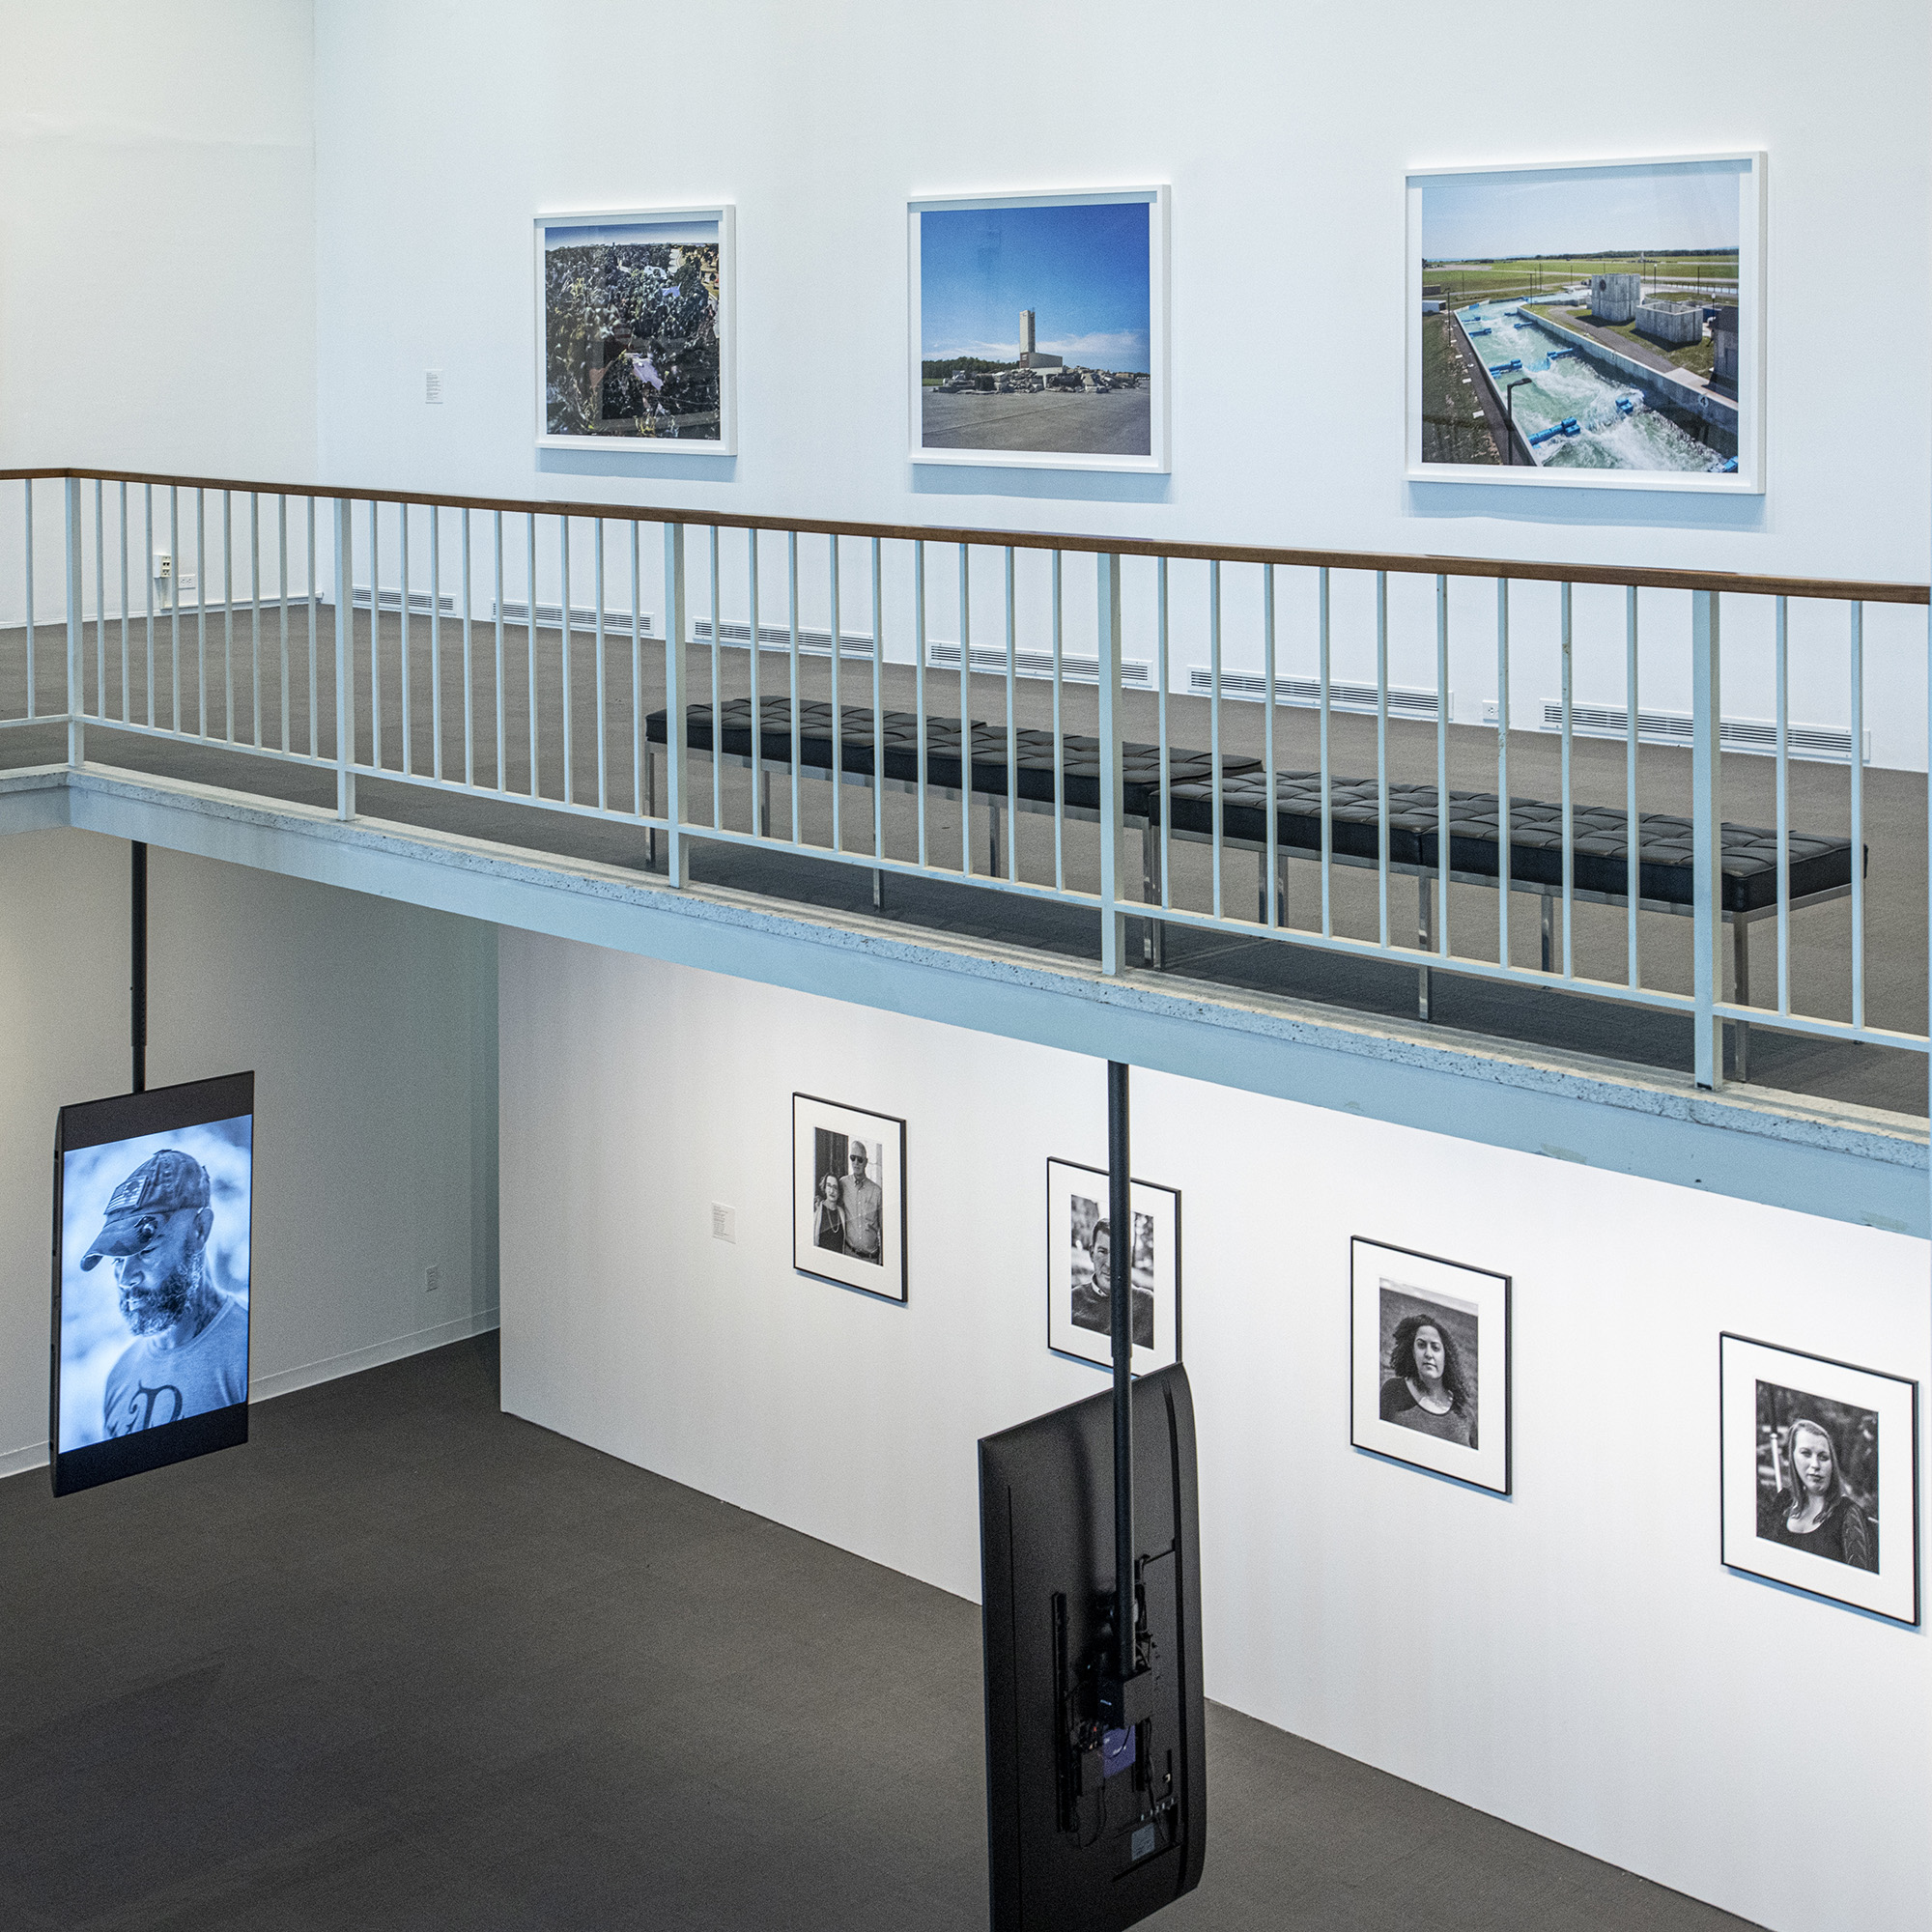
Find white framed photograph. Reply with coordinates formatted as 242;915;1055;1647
792;1094;906;1303
1406;153;1763;492
534;205;734;452
1720;1334;1918;1626
1350;1238;1511;1494
1044;1159;1179;1374
908;187;1169;473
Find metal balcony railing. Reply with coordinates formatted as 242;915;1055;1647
3;468;1926;1108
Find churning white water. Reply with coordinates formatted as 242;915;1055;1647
1457;298;1726;472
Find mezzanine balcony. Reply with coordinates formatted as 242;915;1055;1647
3;468;1925;1229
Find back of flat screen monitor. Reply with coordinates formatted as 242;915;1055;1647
979;1361;1207;1931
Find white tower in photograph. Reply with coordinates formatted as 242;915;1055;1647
1019;309;1037;365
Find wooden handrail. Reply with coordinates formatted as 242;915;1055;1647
6;466;1925;607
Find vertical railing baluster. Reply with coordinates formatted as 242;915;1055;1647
871;537;885;868
1264;565;1278;930
1850;602;1865;1032
306;496;318;757
1096;552;1125;974
399;504;412;773
664;521;690;884
788;530;802;844
222;490;234;741
367;498;379;768
1004;547;1017;881
561;514;574;804
169;487;181;731
1496;579;1511;969
461;509;473;786
334;498;354;819
1775;596;1790;1017
64;478;84;765
830;535;842;856
1053;550;1065;893
94;477;104;718
914;540;928;868
494;512;506;791
1560;582;1574;980
958;542;972;877
1435;575;1449;963
595;517;609;811
1690;587;1722;1089
526;514;538;798
120;481;130;724
1375;570;1389;950
748;528;761;834
22;479;34;722
431;505;443;781
631;524;643;816
250;494;262;747
1209;559;1224;923
278;496;290;751
1626;585;1640;988
144;484;156;729
1319;567;1332;938
707;525;720;829
196;489;208;738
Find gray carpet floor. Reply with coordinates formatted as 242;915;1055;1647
0;1336;1759;1931
3;608;1922;1116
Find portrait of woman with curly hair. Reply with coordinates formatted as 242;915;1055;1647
1379;1308;1477;1450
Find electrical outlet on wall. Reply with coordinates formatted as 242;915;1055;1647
424;1262;441;1295
711;1204;736;1244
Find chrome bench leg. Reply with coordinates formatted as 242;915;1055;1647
1142;821;1166;969
645;745;657;869
1733;918;1751;1083
873;868;885;912
1540;894;1554;974
759;768;772;838
1418;875;1434;1022
988;801;1002;879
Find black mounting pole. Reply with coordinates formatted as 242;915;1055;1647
130;842;148;1094
1107;1059;1134;1686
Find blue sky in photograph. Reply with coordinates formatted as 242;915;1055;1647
546;218;719;250
1421;162;1742;260
920;200;1151;367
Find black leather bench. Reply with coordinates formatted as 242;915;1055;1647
647;698;1859;1073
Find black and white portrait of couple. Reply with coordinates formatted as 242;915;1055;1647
792;1094;907;1302
1720;1334;1918;1626
1350;1238;1510;1495
1045;1160;1179;1374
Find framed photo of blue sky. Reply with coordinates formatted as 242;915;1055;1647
908;187;1169;472
535;205;734;453
1406;154;1763;492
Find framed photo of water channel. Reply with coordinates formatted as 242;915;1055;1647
1406;154;1763;493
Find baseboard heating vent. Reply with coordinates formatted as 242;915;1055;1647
492;598;656;633
1479;698;1868;764
695;619;875;659
925;639;1152;688
1189;668;1446;721
351;586;458;616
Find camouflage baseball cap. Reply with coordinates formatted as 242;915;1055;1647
80;1149;211;1270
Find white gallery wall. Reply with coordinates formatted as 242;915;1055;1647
500;927;1930;1932
0;828;498;1476
0;0;318;626
310;0;1932;764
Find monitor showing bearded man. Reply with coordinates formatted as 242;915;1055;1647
52;1072;253;1496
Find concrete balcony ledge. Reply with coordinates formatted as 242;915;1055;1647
3;760;1923;1237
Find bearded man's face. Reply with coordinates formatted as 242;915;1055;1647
112;1208;205;1336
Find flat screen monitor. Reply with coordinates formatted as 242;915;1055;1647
979;1362;1206;1931
51;1071;255;1497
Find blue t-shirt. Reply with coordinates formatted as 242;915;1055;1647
102;1294;248;1435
